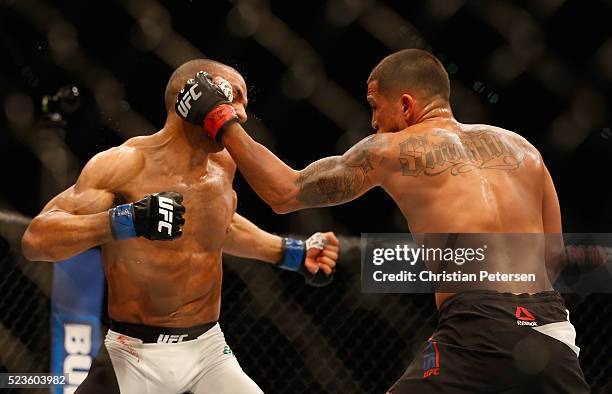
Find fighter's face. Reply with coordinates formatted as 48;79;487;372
366;80;403;134
206;68;248;151
214;69;248;124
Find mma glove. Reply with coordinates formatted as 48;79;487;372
108;192;185;241
276;233;335;287
175;71;238;142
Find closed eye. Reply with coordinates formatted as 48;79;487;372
366;97;376;111
234;88;248;108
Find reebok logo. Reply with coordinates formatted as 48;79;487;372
157;196;174;235
515;306;538;326
157;334;188;343
177;83;202;117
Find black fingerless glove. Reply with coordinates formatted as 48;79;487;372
175;71;238;142
108;192;185;241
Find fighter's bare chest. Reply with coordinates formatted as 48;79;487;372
118;165;236;232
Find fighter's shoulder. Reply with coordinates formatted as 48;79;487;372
486;125;541;156
353;133;396;156
470;124;545;170
79;143;145;190
470;125;537;151
87;141;145;171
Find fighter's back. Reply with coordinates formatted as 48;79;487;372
377;120;556;299
382;120;546;234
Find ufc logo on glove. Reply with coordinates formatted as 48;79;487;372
176;82;202;117
108;191;185;241
157;196;174;235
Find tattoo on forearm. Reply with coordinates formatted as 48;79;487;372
295;160;366;205
295;136;381;206
398;130;526;176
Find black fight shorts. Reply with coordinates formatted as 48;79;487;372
389;291;590;394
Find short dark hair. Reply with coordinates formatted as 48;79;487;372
368;49;450;101
164;59;237;113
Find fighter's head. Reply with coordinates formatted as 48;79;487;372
164;59;248;149
367;49;450;133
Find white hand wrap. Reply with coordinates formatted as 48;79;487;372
305;232;326;250
215;77;233;102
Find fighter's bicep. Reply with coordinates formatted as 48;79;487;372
41;146;142;216
41;184;115;216
295;137;386;206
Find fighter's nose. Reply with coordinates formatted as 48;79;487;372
235;106;248;123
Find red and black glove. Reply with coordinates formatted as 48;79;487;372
175;71;238;141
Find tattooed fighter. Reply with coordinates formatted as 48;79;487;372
21;59;339;394
176;49;590;393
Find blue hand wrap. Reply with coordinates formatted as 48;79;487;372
277;237;306;272
109;203;137;240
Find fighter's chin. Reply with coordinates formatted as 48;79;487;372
200;137;225;153
210;141;225;153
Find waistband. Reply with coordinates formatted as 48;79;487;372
110;320;217;344
439;290;564;315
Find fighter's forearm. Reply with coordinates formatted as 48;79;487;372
21;210;113;262
223;213;283;264
223;124;383;213
222;123;301;213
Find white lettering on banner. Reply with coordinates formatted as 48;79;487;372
63;323;93;392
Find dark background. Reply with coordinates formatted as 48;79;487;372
2;0;611;232
1;0;611;393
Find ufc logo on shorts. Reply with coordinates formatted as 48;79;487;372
177;84;202;117
158;196;174;235
157;334;188;343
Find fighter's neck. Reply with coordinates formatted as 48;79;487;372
413;99;456;125
155;120;211;170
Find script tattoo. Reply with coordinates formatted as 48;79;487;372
295;136;380;206
397;130;526;177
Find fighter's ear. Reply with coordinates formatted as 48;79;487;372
400;94;414;119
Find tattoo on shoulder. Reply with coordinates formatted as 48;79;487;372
295;136;384;205
397;130;527;177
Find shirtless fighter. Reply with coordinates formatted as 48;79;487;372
176;49;590;393
21;59;339;394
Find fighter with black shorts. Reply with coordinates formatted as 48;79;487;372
175;49;591;393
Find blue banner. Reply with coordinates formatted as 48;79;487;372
50;249;104;394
